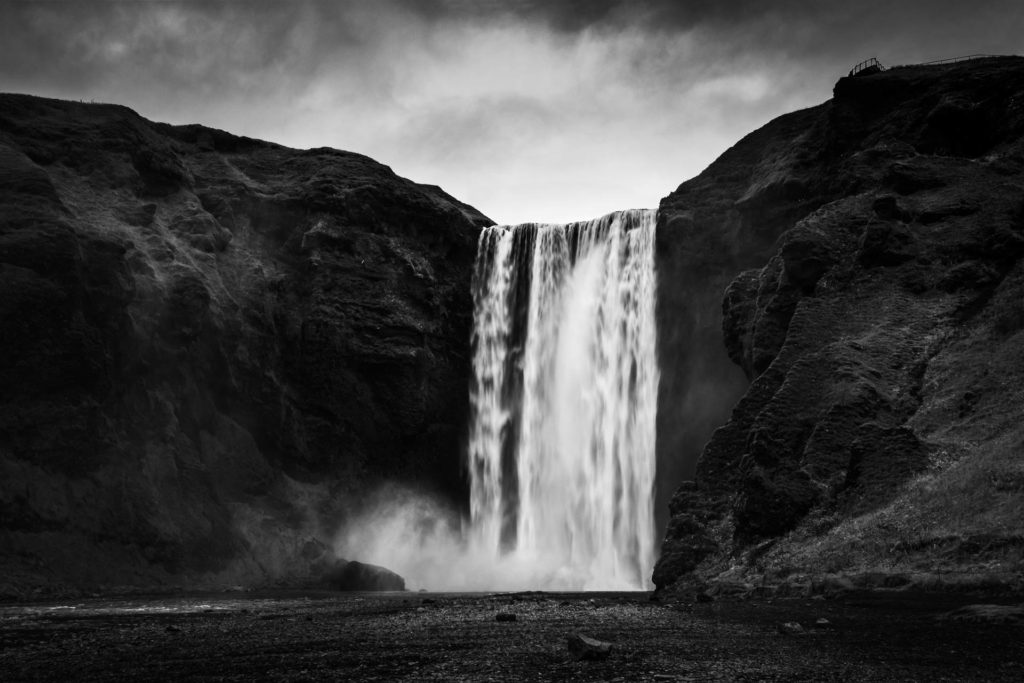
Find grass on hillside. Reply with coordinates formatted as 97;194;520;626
756;426;1024;582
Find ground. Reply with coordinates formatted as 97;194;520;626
1;591;1022;681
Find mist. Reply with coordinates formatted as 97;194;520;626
334;484;577;592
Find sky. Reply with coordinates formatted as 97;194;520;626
1;1;1023;225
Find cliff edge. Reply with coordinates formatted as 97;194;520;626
655;56;1024;593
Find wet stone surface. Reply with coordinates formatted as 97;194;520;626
0;591;1022;681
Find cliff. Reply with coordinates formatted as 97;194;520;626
0;94;491;596
7;56;1024;599
654;56;1024;592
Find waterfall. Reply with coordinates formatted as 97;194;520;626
467;209;659;591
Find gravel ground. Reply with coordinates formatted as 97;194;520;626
1;590;1022;681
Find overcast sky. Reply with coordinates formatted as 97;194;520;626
2;1;1023;224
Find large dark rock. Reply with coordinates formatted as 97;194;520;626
323;560;405;592
939;604;1024;624
566;633;612;661
0;94;491;596
655;56;1024;589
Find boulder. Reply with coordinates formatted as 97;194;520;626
776;622;805;635
323;560;405;592
567;633;612;661
938;604;1024;624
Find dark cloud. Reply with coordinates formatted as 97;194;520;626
0;1;381;95
3;1;1021;98
4;3;262;90
402;0;624;31
0;1;1021;223
398;0;1024;63
394;0;941;32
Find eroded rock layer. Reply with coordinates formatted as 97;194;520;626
655;56;1024;590
0;94;491;596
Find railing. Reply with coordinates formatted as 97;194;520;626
911;54;997;67
849;54;1002;77
849;57;884;77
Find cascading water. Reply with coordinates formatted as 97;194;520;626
467;209;659;591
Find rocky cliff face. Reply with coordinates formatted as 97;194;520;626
655;56;1024;591
7;57;1024;598
0;94;491;596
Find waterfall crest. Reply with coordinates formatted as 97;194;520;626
467;209;659;590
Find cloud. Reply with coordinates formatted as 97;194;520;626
1;1;1022;223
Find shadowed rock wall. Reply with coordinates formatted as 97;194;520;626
0;94;491;596
653;101;830;535
655;56;1024;590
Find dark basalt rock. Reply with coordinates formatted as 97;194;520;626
566;633;612;661
655;56;1024;590
734;466;820;540
938;604;1024;624
871;195;910;222
323;560;405;592
776;621;805;635
857;221;915;266
0;93;491;595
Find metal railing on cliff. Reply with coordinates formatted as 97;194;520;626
848;54;1001;77
849;57;884;77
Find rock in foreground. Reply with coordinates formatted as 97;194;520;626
567;633;612;661
939;604;1024;624
323;560;405;592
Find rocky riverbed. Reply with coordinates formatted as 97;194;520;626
1;590;1022;681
